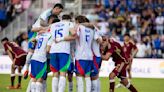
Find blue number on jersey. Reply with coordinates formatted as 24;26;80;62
55;28;63;38
37;38;43;49
86;34;90;42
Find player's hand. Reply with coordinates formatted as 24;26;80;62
54;37;64;43
23;70;29;79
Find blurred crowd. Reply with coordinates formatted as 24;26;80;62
0;0;35;31
86;0;164;58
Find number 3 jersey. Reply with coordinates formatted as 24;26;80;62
31;32;52;62
49;21;74;54
75;25;95;60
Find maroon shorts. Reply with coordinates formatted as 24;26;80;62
112;62;127;80
14;55;26;66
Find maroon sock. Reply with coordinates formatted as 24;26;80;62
18;76;22;84
110;82;115;92
11;76;15;86
128;85;138;92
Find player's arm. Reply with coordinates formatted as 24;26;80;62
6;50;14;62
131;41;138;57
101;52;112;61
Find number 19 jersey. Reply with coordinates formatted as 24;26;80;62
75;25;95;60
49;21;74;54
31;32;52;62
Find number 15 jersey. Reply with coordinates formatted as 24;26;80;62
49;21;74;54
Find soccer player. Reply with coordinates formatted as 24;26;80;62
48;14;75;92
100;37;138;92
116;34;138;88
1;37;27;89
30;31;52;92
24;3;63;77
25;15;60;92
91;27;103;92
74;16;95;92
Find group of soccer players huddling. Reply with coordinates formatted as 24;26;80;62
1;3;139;92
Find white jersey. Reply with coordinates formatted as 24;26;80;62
49;21;74;54
75;25;95;60
92;29;102;57
31;32;52;62
32;8;52;28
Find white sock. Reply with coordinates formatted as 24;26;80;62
25;52;33;70
97;78;100;92
68;82;73;92
42;80;47;92
91;79;98;92
58;76;66;92
52;77;58;92
26;79;32;92
31;82;36;92
85;77;91;92
76;76;84;92
36;82;43;92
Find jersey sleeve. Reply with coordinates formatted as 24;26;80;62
40;9;51;21
94;31;102;40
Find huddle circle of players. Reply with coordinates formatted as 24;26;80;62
1;3;139;92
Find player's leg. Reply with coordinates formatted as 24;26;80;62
67;57;75;92
127;61;132;80
16;66;22;89
50;53;59;92
68;72;73;92
85;60;92;92
119;64;137;92
58;53;70;92
7;64;16;89
30;60;37;92
109;72;116;92
26;79;32;92
75;60;84;92
35;61;47;92
120;78;137;92
91;57;101;92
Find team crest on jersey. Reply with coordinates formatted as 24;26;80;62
124;47;127;52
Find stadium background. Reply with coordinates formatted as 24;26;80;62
0;0;164;92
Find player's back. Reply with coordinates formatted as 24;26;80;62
4;42;27;57
108;39;128;63
75;25;95;60
31;32;51;62
50;21;74;54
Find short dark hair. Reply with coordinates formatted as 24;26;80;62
62;14;71;20
75;15;87;23
124;33;130;37
53;3;64;9
52;18;60;23
1;37;9;42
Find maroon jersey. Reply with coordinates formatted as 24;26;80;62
107;39;128;64
123;42;137;58
3;42;27;58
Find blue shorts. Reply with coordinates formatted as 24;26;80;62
30;60;47;80
68;62;74;73
75;60;93;76
91;56;102;77
28;41;35;50
50;53;70;73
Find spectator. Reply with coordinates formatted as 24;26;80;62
136;40;147;58
155;12;164;35
21;32;28;52
0;1;7;28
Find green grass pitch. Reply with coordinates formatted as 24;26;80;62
0;74;164;92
